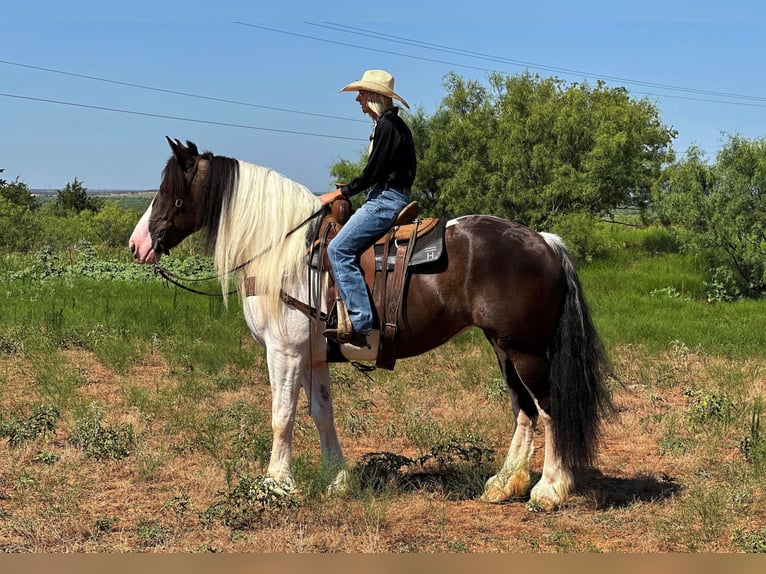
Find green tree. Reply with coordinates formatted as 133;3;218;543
654;136;766;296
0;176;41;250
55;178;104;215
332;72;676;229
0;175;38;211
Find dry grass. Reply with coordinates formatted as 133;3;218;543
1;335;766;553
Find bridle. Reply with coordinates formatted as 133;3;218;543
152;204;327;297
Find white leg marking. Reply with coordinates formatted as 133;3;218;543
481;399;535;503
529;406;574;510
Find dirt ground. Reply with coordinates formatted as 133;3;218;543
0;343;764;553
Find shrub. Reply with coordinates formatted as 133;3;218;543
70;403;134;460
0;404;60;447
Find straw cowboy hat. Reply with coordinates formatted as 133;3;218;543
340;69;409;108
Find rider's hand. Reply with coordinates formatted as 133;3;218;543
319;189;344;206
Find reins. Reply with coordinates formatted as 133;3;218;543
152;205;326;297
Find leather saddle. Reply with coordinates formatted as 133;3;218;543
306;198;446;369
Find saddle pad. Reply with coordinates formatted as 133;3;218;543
374;218;447;272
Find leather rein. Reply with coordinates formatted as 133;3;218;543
153;205;326;298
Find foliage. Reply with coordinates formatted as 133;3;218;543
70;403;134;460
0;403;60;447
0;177;41;251
201;475;298;530
337;71;676;229
350;437;494;498
54;178;104;215
654;137;766;296
739;397;766;476
731;528;766;553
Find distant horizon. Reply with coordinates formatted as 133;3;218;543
30;188;157;196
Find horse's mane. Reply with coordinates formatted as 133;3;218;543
203;157;320;320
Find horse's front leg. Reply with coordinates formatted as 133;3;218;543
264;347;305;487
302;357;344;468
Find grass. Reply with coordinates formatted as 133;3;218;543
582;247;766;358
0;231;766;551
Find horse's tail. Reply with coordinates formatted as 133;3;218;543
539;232;614;469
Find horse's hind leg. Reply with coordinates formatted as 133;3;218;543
481;345;539;503
481;346;574;509
496;348;574;509
481;395;536;503
529;401;575;510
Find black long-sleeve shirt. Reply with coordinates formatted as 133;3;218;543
340;107;416;198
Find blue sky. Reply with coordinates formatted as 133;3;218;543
2;1;765;193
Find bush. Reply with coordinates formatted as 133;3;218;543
71;403;134;460
549;212;615;262
0;404;60;447
654;138;766;297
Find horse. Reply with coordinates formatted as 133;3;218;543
129;137;613;510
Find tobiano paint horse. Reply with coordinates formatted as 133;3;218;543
129;137;613;509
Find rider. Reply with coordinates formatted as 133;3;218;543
320;69;417;348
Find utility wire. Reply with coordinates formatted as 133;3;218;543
0;92;368;142
0;58;367;124
314;21;766;103
236;21;765;108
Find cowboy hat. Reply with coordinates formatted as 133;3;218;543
340;69;409;108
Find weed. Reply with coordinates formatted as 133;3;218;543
70;403;134;460
194;401;270;484
163;495;191;517
350;437;494;499
200;475;298;530
33;450;60;465
657;413;692;456
731;528;766;553
403;408;449;453
92;336;137;374
684;388;734;430
660;487;730;551
0;403;60;447
739;396;766;476
545;529;581;552
136;518;170;548
93;517;119;534
134;448;168;482
344;411;374;437
32;355;83;412
484;378;508;401
362;495;388;551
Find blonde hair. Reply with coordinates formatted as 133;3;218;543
213;161;320;324
364;92;395;155
365;92;394;120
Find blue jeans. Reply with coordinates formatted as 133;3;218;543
327;185;410;334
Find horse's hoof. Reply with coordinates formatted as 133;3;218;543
480;485;510;504
326;469;349;496
481;472;530;503
529;480;569;511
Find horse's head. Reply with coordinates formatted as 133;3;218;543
150;137;211;255
129;137;209;263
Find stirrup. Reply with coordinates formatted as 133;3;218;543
323;328;369;349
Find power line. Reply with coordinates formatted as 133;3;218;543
236;21;766;108
235;22;500;74
0;92;368;142
0;58;367;124
315;22;766;104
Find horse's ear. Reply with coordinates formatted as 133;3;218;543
185;140;199;156
165;136;197;172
